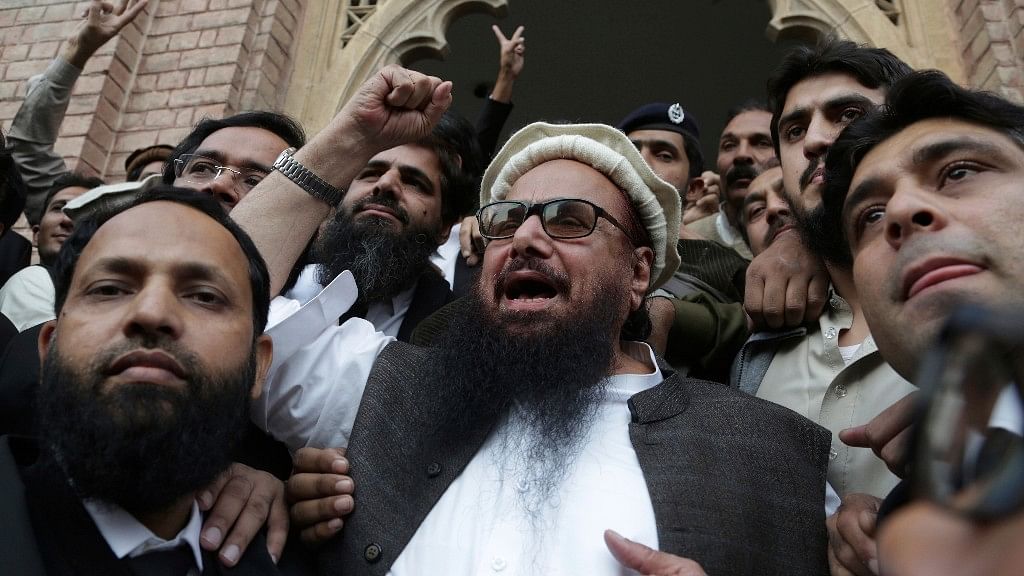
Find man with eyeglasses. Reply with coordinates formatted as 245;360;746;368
163;111;306;212
231;66;832;574
819;69;1024;576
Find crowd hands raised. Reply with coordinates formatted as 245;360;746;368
0;1;1021;575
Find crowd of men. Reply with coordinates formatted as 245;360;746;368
0;1;1021;575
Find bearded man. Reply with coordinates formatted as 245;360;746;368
0;188;304;574
233;66;832;575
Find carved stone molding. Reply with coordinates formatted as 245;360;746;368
285;0;507;134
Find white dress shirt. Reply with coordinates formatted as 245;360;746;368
285;264;415;338
0;265;55;331
83;498;204;573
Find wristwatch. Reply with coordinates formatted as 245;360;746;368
272;147;344;207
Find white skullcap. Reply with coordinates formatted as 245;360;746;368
480;122;681;291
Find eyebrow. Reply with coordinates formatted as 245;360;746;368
363;159;436;193
631;138;681;154
843;176;883;219
192;148;273;174
910;138;1006;166
86;256;238;294
777;93;878;131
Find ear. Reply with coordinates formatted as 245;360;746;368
38;320;58;366
685;177;706;202
435;221;453;246
249;334;274;401
629;246;655;312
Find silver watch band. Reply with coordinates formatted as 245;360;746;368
272;147;343;207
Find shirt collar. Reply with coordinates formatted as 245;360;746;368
83;498;205;571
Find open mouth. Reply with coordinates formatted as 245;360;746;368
505;275;559;301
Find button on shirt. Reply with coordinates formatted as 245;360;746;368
756;291;917;498
83;498;204;574
389;341;661;576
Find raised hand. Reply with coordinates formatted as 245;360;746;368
64;0;149;69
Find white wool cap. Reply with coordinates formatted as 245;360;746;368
480;122;681;291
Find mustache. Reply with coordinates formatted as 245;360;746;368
494;257;571;298
764;213;794;248
349;195;410;226
96;336;197;388
799;158;821;191
725;164;759;188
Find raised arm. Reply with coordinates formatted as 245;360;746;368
6;0;148;224
231;66;453;296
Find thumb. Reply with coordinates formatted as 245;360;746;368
423;81;453;126
605;530;658;571
840;425;869;447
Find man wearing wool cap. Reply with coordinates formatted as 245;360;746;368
231;66;831;575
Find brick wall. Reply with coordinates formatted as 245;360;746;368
0;0;304;246
949;0;1024;102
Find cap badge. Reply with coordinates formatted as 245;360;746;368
667;103;685;124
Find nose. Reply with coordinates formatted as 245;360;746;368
123;281;184;341
732;140;754;166
765;194;791;227
201;170;241;211
372;167;403;199
884;185;946;249
57;212;73;232
803;114;834;161
509;213;553;260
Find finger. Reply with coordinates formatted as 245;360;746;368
113;0;148;28
879;428;912;477
783;272;808;327
604;530;705;575
286;472;353;502
459;216;476;259
300;518;344;548
217;475;282;567
827;543;859;576
510;25;525;41
422;80;453;124
200;473;255;553
836;512;878;571
805;268;830;323
264;490;290;564
491;24;508;43
290;494;354;529
758;264;788;330
197;469;231;511
743;265;767;329
839;424;870;447
293;446;349;475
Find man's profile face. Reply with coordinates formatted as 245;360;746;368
716;109;775;215
842;118;1024;377
173;126;289;212
628;129;691;193
342;143;446;243
35;186;87;264
776;72;885;218
740;166;790;256
479;159;651;334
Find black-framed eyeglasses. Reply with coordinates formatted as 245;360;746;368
172;154;269;193
477;198;634;242
907;304;1024;520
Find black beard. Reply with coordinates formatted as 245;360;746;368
36;337;253;516
427;267;627;513
785;175;854;269
315;201;438;304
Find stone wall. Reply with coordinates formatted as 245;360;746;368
0;0;304;181
949;0;1024;102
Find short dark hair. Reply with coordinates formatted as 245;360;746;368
163;111;306;184
53;186;271;338
0;140;27;235
819;70;1024;265
681;131;704;179
418;111;483;226
41;171;105;216
767;37;912;155
723;98;771;128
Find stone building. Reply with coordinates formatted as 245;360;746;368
0;0;1021;243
